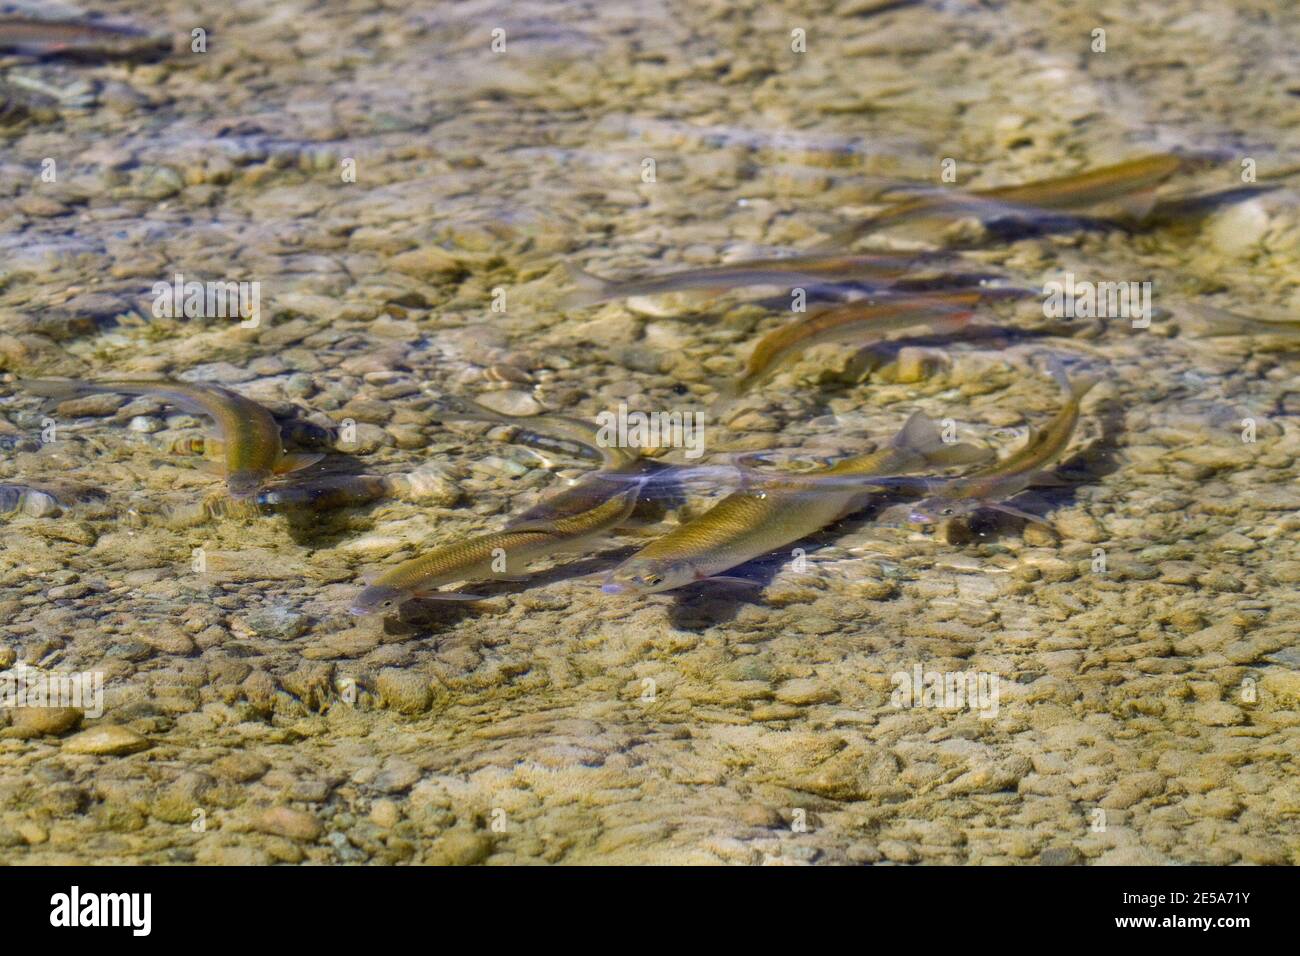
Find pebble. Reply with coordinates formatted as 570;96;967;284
370;799;402;828
473;390;542;417
62;725;149;756
3;706;83;738
254;806;324;842
375;669;433;715
241;607;309;641
775;678;839;706
425;830;493;866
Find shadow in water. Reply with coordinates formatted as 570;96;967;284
386;545;642;640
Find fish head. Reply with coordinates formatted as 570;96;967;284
601;558;696;595
226;469;270;500
349;584;409;616
909;497;977;525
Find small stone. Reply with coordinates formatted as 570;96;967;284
1039;845;1082;866
3;706;83;738
130;165;185;200
878;840;919;863
739;804;783;828
241;607;309;641
141;623;197;656
370;799;402;828
390;247;464;280
337;422;392;454
750;703;802;721
1219;836;1287;866
63;724;149;756
1051;511;1104;542
857;579;898;600
1206;199;1271;256
214;752;271;782
373;762;421;794
945;757;1032;794
1193;701;1245;726
254;806;323;842
847;842;882;864
775;678;839;706
473;390;542;417
376;669;433;714
426;830;492;865
1095;846;1169;866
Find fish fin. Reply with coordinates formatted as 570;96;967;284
1045;358;1100;402
1095;187;1159;222
710;375;747;412
1027;470;1073;488
890;411;943;453
891;412;993;468
502;517;546;532
558;264;612;309
926;442;994;467
703;575;763;588
727;452;785;492
988;502;1053;527
273;452;325;475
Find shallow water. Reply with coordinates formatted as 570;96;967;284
0;0;1297;865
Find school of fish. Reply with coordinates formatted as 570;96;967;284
6;136;1291;615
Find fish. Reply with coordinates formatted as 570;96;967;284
255;475;392;514
601;411;992;595
725;290;988;396
430;395;626;467
0;16;172;61
559;251;944;308
429;394;687;521
165;416;338;460
1179;303;1300;340
350;486;642;614
904;362;1098;525
838;154;1192;242
20;379;323;499
351;397;691;614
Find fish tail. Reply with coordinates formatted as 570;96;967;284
709;380;745;417
428;395;513;426
18;379;110;414
558;264;612;308
891;411;992;467
19;379;98;400
1045;357;1100;402
1182;302;1299;338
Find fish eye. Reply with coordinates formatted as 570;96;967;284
941;508;955;516
382;600;393;608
